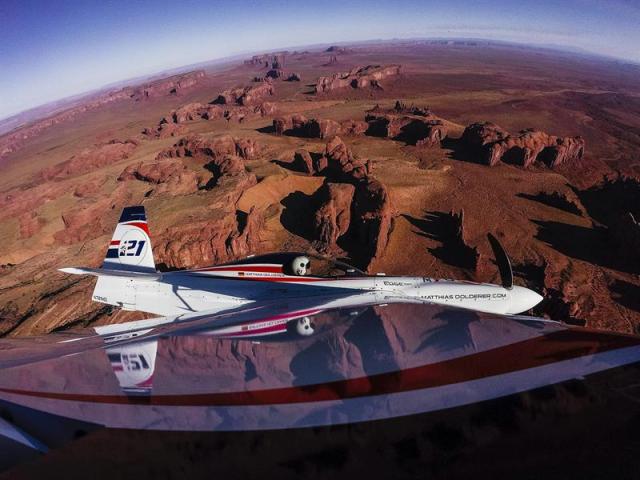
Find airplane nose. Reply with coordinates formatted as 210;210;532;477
507;286;543;314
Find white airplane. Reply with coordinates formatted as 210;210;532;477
60;206;543;320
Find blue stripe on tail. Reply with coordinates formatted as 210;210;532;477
118;206;146;223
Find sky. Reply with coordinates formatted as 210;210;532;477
1;0;639;120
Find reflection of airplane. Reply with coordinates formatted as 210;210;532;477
2;301;640;474
106;340;157;396
60;206;543;317
99;292;382;396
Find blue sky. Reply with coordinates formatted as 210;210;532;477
1;0;639;119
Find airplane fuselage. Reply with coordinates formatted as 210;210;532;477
92;262;542;318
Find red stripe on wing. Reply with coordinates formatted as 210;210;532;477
3;329;639;407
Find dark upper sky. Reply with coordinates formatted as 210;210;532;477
1;0;639;119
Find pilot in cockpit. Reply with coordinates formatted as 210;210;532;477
292;256;311;276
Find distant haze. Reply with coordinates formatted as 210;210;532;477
1;0;639;120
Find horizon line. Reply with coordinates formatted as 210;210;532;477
1;35;638;125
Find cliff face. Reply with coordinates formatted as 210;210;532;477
155;207;263;269
314;65;401;93
313;183;355;250
366;113;447;147
214;82;274;106
273;104;446;148
461;122;585;168
126;70;206;100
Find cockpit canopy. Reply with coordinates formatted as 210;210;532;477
221;252;366;278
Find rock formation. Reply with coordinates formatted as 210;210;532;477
271;54;285;69
157;135;258;190
266;69;285;79
244;52;288;69
273;115;366;139
313;183;355;251
151;101;273;129
142;121;187;139
273;114;312;136
339;120;369;137
155;207;263;269
272;106;444;147
234;138;260;160
307;176;394;264
214;82;274;106
309;119;342;139
294;135;394;264
171;103;207;123
366;112;447;147
351;178;395;263
0;182;70;225
118;158;201;196
293;149;314;174
461;122;585;168
41;139;138;180
314;65;401;94
324;55;339;66
324;136;371;182
245;54;271;68
128;70;205;100
257;102;277;116
278;136;370;180
158;135;260;161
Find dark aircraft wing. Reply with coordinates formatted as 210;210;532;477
2;299;640;473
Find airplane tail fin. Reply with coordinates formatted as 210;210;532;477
60;206;157;311
103;206;156;273
105;339;158;396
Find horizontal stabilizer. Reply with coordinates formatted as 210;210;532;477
59;267;161;281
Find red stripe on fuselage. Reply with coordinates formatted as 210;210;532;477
1;329;638;407
188;273;363;283
196;266;284;274
218;323;287;337
214;309;322;337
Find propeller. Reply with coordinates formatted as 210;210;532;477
487;233;513;290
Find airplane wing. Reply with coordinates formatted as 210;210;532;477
2;298;640;473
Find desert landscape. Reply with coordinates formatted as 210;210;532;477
0;40;639;336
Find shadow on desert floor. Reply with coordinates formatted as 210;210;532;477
403;212;477;270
